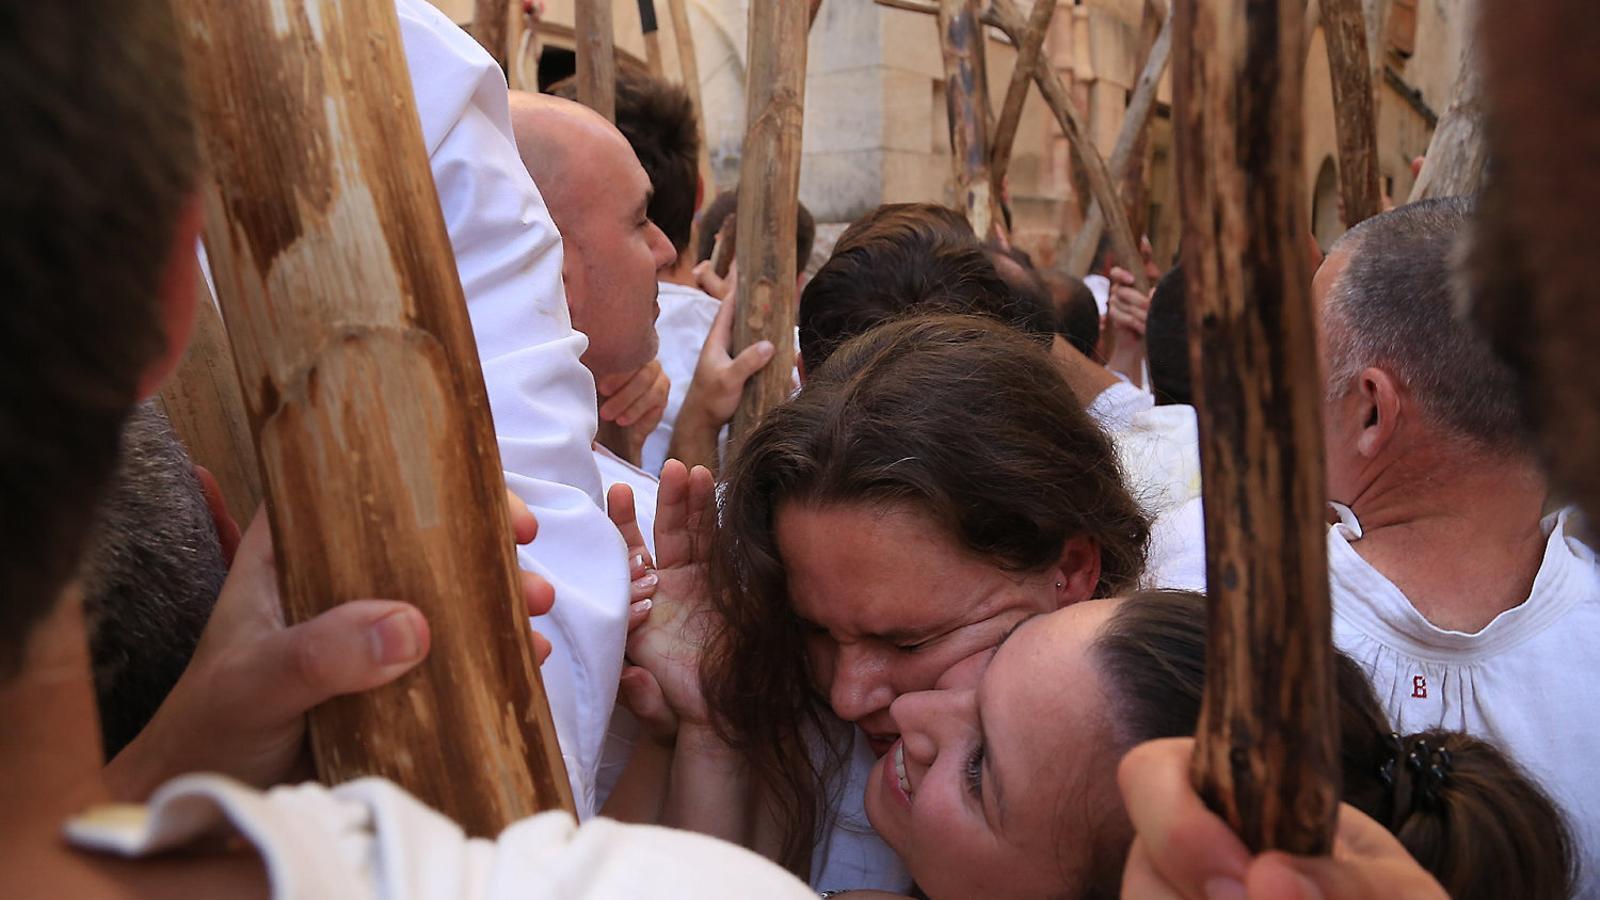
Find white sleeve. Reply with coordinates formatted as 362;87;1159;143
396;0;626;817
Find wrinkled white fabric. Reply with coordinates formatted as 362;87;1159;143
1144;494;1207;592
810;730;915;895
66;775;814;899
398;0;627;817
1329;504;1600;898
1083;273;1111;318
640;281;720;478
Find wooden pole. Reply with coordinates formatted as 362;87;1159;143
1117;0;1166;241
989;0;1057;189
176;0;575;833
1469;0;1600;527
1409;0;1486;201
939;0;1007;243
728;0;808;443
1173;0;1341;854
1322;0;1382;226
667;0;714;246
576;0;618;122
509;0;542;92
639;0;666;77
1062;3;1173;274
157;274;263;521
988;0;1150;292
473;0;513;74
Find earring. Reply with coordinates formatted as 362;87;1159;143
1055;581;1064;589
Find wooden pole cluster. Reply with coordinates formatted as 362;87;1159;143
1117;0;1167;241
576;0;618;122
1321;0;1382;226
728;0;809;443
176;0;574;834
473;0;514;74
1062;4;1174;275
987;0;1150;293
937;0;1007;243
1409;0;1487;201
988;0;1056;192
1173;0;1341;854
157;277;263;521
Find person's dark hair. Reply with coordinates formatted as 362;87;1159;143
548;71;700;254
1324;196;1527;450
80;403;226;758
1088;590;1577;900
831;202;974;256
1146;265;1192;405
693;188;816;269
0;2;197;677
798;205;1054;371
1042;271;1101;359
705;314;1151;870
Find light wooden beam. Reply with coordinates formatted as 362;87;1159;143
1323;0;1382;225
729;0;808;443
176;0;574;833
576;0;618;122
1173;0;1341;854
989;0;1056;190
939;0;1007;243
1409;0;1487;201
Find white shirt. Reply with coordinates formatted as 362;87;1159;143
592;446;659;557
1087;383;1202;520
811;730;915;894
1084;273;1111;318
399;0;628;817
641;281;721;478
67;774;813;899
1144;494;1207;592
1329;505;1600;897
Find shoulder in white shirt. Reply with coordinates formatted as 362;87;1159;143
1329;505;1600;898
397;0;628;817
66;774;813;899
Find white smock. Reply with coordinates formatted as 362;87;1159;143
65;774;813;899
398;0;628;817
641;281;721;478
1329;504;1600;898
1086;383;1201;520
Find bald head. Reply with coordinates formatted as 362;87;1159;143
506;91;675;377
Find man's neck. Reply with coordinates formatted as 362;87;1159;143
660;252;697;289
1341;447;1551;632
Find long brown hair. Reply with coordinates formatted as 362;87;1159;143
1091;591;1577;900
704;314;1151;870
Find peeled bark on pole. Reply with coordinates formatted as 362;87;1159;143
1173;0;1341;854
1409;0;1487;201
1322;0;1382;226
176;0;575;833
157;276;263;521
939;0;1007;244
989;0;1057;188
473;0;513;74
728;0;808;444
1469;0;1600;532
576;0;618;122
989;0;1149;293
1062;4;1173;274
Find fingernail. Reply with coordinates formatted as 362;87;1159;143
633;572;659;591
371;610;424;665
1203;877;1247;900
757;341;775;357
630;598;653;614
631;553;647;570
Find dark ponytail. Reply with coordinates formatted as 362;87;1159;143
1094;590;1578;900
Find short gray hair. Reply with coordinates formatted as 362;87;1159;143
1323;197;1526;450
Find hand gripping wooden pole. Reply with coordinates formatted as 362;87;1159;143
728;0;808;444
176;0;575;833
576;0;618;122
938;0;1008;244
1321;0;1382;226
1172;0;1341;854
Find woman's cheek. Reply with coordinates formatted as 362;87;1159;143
804;634;837;692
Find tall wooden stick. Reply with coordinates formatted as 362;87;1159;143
728;0;808;443
1062;3;1173;274
639;0;666;77
176;0;574;833
988;0;1150;293
989;0;1056;187
939;0;1007;243
473;0;513;74
158;275;263;521
576;0;618;122
1322;0;1382;226
1173;0;1340;854
667;0;714;245
1409;0;1486;201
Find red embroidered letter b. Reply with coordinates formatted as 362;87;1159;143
1411;675;1428;699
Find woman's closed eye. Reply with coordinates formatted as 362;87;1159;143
964;744;985;797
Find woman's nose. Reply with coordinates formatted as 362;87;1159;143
828;645;895;724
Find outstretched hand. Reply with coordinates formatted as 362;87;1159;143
104;489;557;800
1118;738;1448;900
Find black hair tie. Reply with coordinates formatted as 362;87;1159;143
1381;733;1454;817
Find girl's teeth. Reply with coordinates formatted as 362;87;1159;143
895;744;913;796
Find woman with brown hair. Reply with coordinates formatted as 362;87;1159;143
621;313;1151;889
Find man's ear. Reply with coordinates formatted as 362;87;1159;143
1052;534;1102;608
137;194;205;401
1354;366;1402;460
